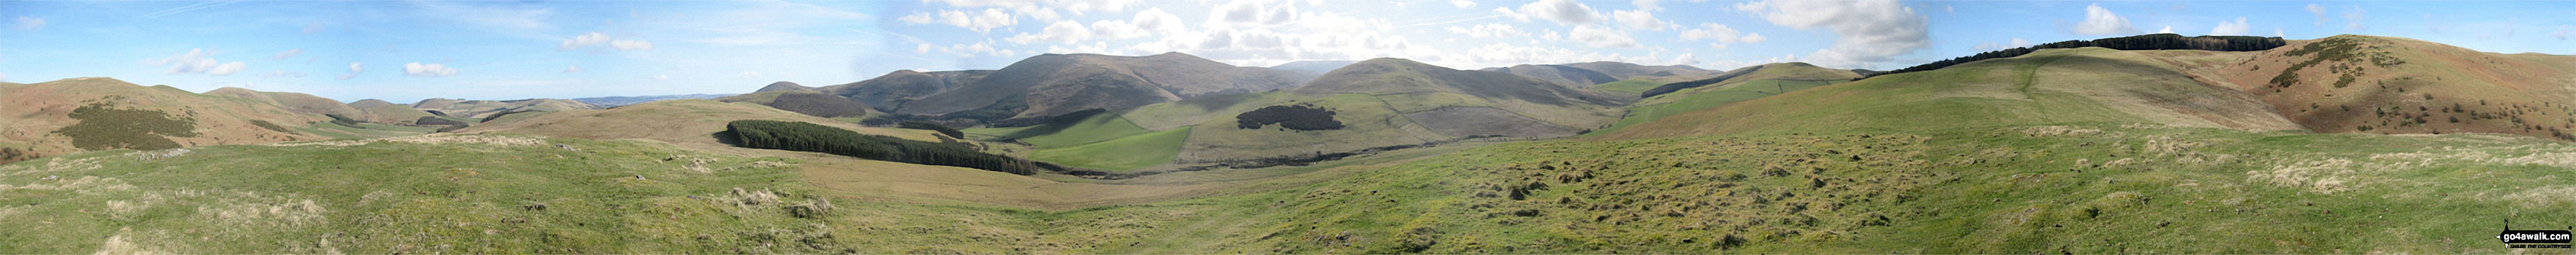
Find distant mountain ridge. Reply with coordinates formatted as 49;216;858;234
891;52;1307;121
569;94;739;108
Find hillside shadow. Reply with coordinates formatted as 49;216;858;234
710;130;743;147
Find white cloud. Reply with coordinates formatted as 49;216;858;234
1612;10;1672;31
0;73;8;82
2555;25;2570;40
265;71;306;77
338;62;363;80
2341;5;2365;31
2156;25;2172;34
1632;0;1662;12
1087;8;1185;39
560;32;612;50
1567;25;1637;48
2305;3;2327;26
1493;7;1530;21
1972;37;2032;51
564;65;583;73
16;16;44;29
1446;23;1531;39
145;49;249;76
2209;17;2251;36
560;32;651;51
2074;3;2138;35
743;71;762;79
933;0;1138;14
654;75;668;80
303;21;326;34
1452;0;1476;8
611;39;653;50
1516;0;1602;25
403;62;458;77
1205;0;1300;28
1679;23;1764;44
1735;0;1927;66
936;9;1018;33
271;49;304;60
1009;20;1095;44
899;13;936;24
2274;27;2285;37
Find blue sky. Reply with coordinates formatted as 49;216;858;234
0;0;2569;103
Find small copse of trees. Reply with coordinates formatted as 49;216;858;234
1236;104;1344;131
1872;34;2286;78
726;120;1040;175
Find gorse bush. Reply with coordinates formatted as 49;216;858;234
726;120;1039;175
415;116;468;126
1873;34;2286;78
52;103;198;150
0;147;41;165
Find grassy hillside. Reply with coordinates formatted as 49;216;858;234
963;111;1152;148
1588;79;1839;137
346;99;439;125
0;134;850;253
1028;126;1190;171
411;98;601;119
0;78;326;156
892;53;1305;121
1596;47;2299;139
460;99;942;145
2208;35;2576;140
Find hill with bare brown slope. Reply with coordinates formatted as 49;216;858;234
204;87;366;119
1595;47;2301;139
2202;35;2576;139
459;99;936;145
344;99;437;124
814;69;991;112
1479;64;1621;88
411;98;600;119
753;81;813;93
1562;61;1724;80
893;52;1307;120
0;77;326;156
1638;62;1862;98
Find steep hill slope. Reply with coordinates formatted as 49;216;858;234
1639;62;1861;98
2204;35;2576;139
344;99;438;125
893;53;1307;121
990;58;1631;171
715;90;876;118
1563;61;1723;80
1480;64;1621;88
753;81;813;93
411;98;601;119
460;99;934;145
202;87;365;118
0;78;326;157
814;69;990;112
1269;60;1358;83
567;94;737;108
1597;47;2301;139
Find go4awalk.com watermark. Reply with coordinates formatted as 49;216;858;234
2500;220;2573;249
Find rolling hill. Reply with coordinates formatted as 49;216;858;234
459;99;935;146
0;78;327;158
344;99;439;125
890;52;1308;121
1562;61;1724;80
2205;35;2576;139
985;57;1632;171
411;98;601;119
715;90;877;119
566;94;738;108
1479;64;1621;88
813;69;991;112
753;81;813;93
1596;47;2302;139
